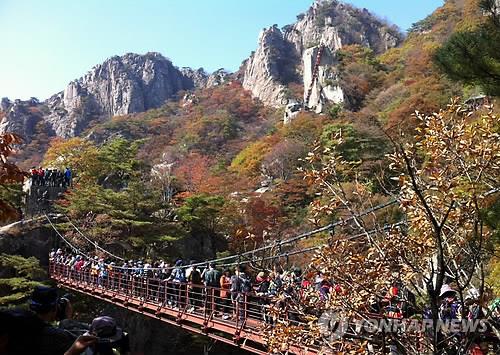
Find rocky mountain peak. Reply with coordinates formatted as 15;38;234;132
242;25;299;107
1;51;235;141
0;98;44;140
242;0;403;109
181;67;231;89
42;51;196;137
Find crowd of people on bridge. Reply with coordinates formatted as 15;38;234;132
50;248;338;322
3;248;498;355
30;167;72;187
49;248;500;335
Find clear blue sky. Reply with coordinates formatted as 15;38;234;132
0;0;443;101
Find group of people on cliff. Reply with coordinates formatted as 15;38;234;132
30;167;72;187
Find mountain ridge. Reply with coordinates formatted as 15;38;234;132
0;0;403;140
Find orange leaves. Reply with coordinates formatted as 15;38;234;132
0;132;25;223
0;133;25;185
0;133;22;163
281;99;498;352
173;152;210;193
43;137;101;183
389;98;498;296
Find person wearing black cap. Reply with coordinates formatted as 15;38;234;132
29;286;77;355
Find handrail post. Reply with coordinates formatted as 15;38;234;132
235;293;240;328
203;285;208;321
244;293;248;324
211;288;215;314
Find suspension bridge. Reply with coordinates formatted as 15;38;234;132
44;196;402;355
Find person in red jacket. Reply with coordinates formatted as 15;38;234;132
38;167;45;186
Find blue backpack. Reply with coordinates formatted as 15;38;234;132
173;268;186;283
239;275;252;293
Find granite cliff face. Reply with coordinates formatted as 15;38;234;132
0;98;46;139
242;0;402;109
242;25;299;108
44;52;194;137
181;67;230;89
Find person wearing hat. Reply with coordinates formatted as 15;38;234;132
29;286;77;355
439;284;460;322
83;316;130;355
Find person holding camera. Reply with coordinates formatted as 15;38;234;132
29;286;98;355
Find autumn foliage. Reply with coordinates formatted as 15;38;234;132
266;100;499;353
0;133;25;223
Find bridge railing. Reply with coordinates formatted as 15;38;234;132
48;261;308;332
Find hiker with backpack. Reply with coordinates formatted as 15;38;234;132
230;266;252;321
204;262;222;313
187;262;202;311
167;260;186;308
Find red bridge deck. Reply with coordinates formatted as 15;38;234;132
49;262;321;355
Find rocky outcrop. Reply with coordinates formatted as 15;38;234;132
24;184;67;218
242;25;299;107
43;52;194;137
1;54;235;140
4;53;224;139
180;67;209;88
284;0;400;56
241;0;402;109
0;98;46;140
0;216;60;266
206;68;230;87
181;67;231;89
303;45;344;113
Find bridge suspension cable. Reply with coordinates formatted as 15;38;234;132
50;183;499;271
212;221;406;270
45;199;399;271
44;213;92;260
176;198;399;271
65;216;124;261
45;209;405;272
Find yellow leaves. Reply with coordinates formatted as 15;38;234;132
275;98;499;352
43;137;101;183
